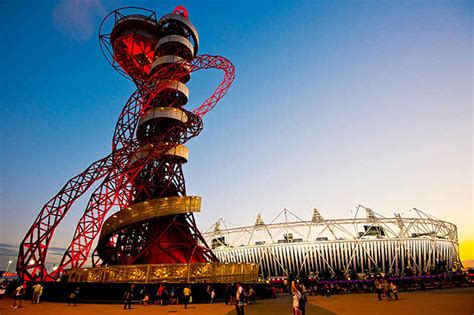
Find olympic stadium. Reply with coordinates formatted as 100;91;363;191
202;206;462;279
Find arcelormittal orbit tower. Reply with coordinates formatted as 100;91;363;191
18;5;257;283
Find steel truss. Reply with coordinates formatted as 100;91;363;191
18;6;234;282
204;206;462;278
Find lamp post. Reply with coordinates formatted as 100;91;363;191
5;260;13;274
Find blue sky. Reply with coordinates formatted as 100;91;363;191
0;0;472;269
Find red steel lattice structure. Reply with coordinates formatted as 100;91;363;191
17;5;235;282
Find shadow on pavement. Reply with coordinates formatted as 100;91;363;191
225;295;336;315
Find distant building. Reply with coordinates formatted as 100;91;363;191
203;206;461;278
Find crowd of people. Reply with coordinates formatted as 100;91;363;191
294;273;470;296
289;278;399;314
223;283;257;306
4;282;42;309
121;283;193;309
373;279;399;301
120;282;258;312
1;272;471;312
1;280;259;311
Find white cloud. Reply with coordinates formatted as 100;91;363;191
52;0;106;42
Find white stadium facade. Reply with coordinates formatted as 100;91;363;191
202;206;462;278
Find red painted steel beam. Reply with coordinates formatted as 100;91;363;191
17;5;234;282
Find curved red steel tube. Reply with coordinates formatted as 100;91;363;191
18;54;235;281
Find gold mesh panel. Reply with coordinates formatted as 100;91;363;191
100;196;201;240
66;262;259;283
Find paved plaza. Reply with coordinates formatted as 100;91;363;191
0;287;473;315
314;287;474;315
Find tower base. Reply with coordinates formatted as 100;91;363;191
65;262;259;284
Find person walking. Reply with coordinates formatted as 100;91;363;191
224;284;231;305
0;282;7;300
389;282;399;301
374;279;383;301
206;285;212;303
381;280;389;300
162;286;169;305
68;286;80;306
139;286;147;305
31;282;41;304
32;283;43;304
170;287;177;305
291;283;302;315
183;285;192;309
236;282;246;315
211;288;216;303
230;283;236;305
156;284;164;305
11;283;25;309
324;284;331;298
123;284;134;310
142;287;150;306
37;284;43;304
299;284;307;315
32;283;39;303
248;286;255;304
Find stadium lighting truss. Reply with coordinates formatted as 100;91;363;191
203;206;461;278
